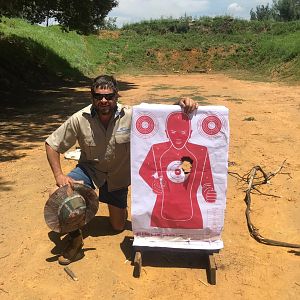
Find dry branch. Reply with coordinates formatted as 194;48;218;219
232;160;300;249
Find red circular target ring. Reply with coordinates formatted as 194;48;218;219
135;115;155;135
202;115;222;135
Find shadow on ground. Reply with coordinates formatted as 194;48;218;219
0;79;139;164
119;236;210;271
46;216;133;263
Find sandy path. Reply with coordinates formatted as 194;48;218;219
0;74;299;299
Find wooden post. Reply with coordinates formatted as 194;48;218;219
208;254;217;285
133;251;142;278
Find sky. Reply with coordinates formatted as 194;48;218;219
108;0;271;27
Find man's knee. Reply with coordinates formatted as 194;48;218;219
110;219;126;231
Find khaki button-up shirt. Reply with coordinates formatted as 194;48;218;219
46;104;132;191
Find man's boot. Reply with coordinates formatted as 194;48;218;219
58;230;84;265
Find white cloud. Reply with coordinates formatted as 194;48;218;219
227;3;244;16
254;0;271;4
110;0;209;26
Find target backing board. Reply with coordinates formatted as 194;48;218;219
131;103;229;250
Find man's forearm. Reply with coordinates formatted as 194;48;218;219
45;143;63;180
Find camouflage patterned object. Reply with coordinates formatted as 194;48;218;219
44;183;99;233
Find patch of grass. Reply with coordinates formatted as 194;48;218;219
178;86;199;90
207;94;222;98
225;98;245;102
151;85;174;90
0;18;97;75
160;97;182;103
187;95;208;101
226;98;244;104
144;93;210;104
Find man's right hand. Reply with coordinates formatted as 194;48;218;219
55;174;75;187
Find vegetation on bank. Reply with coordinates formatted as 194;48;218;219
0;16;299;95
120;17;300;79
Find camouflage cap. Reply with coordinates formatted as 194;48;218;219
44;183;99;234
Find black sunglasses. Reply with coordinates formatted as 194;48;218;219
92;93;116;101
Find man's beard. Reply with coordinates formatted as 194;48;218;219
97;106;112;115
93;103;117;116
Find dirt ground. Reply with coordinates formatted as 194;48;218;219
0;74;299;299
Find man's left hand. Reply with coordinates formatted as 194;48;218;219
177;97;198;114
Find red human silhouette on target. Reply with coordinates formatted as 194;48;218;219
139;112;217;229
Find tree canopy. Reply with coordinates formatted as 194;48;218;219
0;0;118;34
250;0;300;21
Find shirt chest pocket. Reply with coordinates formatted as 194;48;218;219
83;136;100;160
115;127;130;144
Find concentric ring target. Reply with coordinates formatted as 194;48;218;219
166;160;185;183
202;115;222;135
197;114;226;138
133;113;158;138
136;115;155;135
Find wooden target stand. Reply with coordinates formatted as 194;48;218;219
132;245;219;285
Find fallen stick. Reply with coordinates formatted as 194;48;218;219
64;267;78;281
198;279;209;287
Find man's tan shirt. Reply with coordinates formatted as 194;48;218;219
46;104;132;191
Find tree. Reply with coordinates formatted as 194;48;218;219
0;0;25;18
250;4;274;20
55;0;119;34
21;0;57;25
0;0;119;34
273;0;300;21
